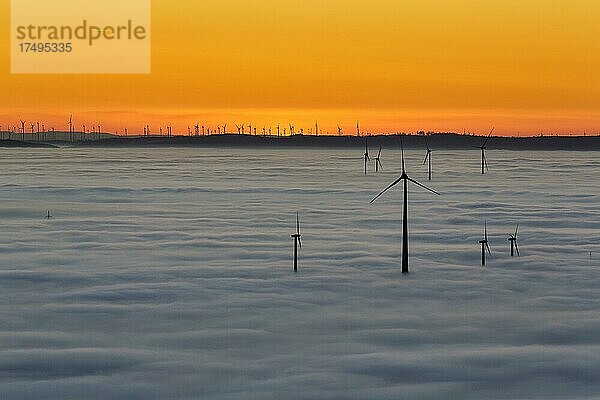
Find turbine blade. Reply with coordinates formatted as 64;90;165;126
296;212;300;234
378;160;383;170
515;241;520;256
482;127;494;147
423;152;429;165
484;153;489;171
370;177;403;204
407;177;440;195
515;223;519;238
484;221;488;241
486;243;492;256
377;147;382;158
298;237;302;248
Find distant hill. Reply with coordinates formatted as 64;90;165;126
0;139;57;148
72;133;600;151
1;133;599;150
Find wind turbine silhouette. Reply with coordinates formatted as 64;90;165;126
479;221;492;266
363;139;370;174
291;212;302;273
374;147;383;172
46;210;52;219
20;120;26;141
508;224;520;257
370;141;440;273
423;139;432;180
477;128;494;174
68;115;73;142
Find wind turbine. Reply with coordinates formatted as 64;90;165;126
363;138;370;175
20;120;26;141
291;212;302;273
370;141;440;273
423;139;432;180
374;147;383;172
356;121;360;137
477;128;494;174
68;115;73;142
479;221;492;266
222;124;227;134
46;210;52;219
508;224;520;257
337;125;343;136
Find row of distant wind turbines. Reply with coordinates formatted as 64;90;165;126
291;128;521;273
1;118;379;141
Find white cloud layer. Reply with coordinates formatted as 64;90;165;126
0;147;598;399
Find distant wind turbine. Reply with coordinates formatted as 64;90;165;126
508;224;520;257
291;212;302;273
68;115;73;141
477;128;494;174
479;221;492;266
423;138;432;180
364;139;370;175
370;141;440;273
374;147;383;172
20;120;26;141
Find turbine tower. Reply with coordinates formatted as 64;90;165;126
370;141;440;273
479;221;492;266
291;212;302;273
508;224;520;257
364;138;370;175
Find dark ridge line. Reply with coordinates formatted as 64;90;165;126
2;134;600;150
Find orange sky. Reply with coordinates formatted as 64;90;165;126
1;0;599;135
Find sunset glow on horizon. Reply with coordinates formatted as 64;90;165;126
1;0;599;135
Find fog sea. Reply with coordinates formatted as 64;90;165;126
1;147;599;399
